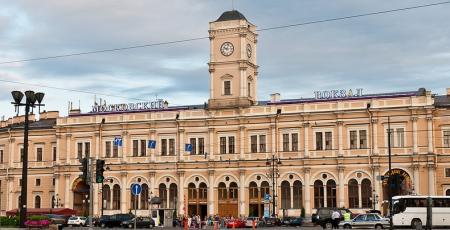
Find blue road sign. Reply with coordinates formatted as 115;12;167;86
185;144;193;152
131;183;142;196
114;137;123;146
148;140;156;149
264;193;271;201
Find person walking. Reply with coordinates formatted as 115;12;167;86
343;211;351;222
331;210;341;229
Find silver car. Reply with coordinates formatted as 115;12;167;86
339;213;390;229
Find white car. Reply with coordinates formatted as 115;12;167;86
67;216;87;226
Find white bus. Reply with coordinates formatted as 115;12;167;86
391;195;450;229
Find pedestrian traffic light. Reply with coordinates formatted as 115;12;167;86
79;157;88;182
96;159;105;183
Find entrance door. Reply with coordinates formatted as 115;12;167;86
72;178;89;216
218;182;238;217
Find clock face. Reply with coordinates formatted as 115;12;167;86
220;42;234;56
246;44;252;58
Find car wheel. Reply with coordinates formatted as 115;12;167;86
325;222;333;229
344;224;352;229
375;224;383;229
101;223;106;228
128;224;133;228
411;219;423;230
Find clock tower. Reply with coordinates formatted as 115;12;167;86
208;10;258;109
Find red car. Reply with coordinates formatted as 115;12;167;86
226;219;246;228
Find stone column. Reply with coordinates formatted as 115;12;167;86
372;119;378;155
56;134;61;164
178;171;185;215
95;132;100;159
122;131;128;161
121;172;127;213
427;116;434;153
93;181;99;215
179;129;185;162
358;183;362;209
304;122;309;158
239;169;246;217
64;174;71;208
66;134;71;164
54;174;60;199
271;124;276;158
303;167;311;217
7;176;13;210
148;172;156;195
372;166;381;210
323;184;327;208
412;116;418;154
427;164;436;195
150;130;156;162
412;164;420;195
208;128;214;160
338;166;345;208
337;121;344;156
239;126;245;159
290;185;294;209
208;170;215;215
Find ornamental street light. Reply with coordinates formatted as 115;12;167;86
266;155;281;217
11;90;45;228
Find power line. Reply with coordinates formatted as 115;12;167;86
1;1;449;65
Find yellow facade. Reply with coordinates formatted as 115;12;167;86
1;10;450;218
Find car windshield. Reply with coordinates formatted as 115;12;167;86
354;215;366;222
69;217;77;220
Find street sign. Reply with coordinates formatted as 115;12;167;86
148;140;156;149
264;193;271;201
131;183;142;196
185;144;193;152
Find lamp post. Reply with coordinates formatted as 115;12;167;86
11;90;45;227
266;155;281;217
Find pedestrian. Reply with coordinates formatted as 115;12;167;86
331;210;341;229
344;210;351;222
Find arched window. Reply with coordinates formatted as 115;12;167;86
326;180;337;208
218;182;227;200
348;179;359;208
103;184;111;210
314;180;324;208
229;182;238;200
131;189;138;210
169;183;177;209
293;180;303;209
361;179;372;208
113;184;121;210
199;183;207;200
51;195;55;208
248;82;251;97
140;184;149;210
261;181;270;198
188;183;196;200
249;182;258;200
446;189;450;196
35;196;41;208
281;181;291;209
159;184;167;208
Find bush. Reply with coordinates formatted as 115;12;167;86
28;215;49;221
0;216;19;227
301;207;305;218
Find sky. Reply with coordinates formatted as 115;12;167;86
1;0;449;119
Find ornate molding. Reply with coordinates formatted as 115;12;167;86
336;121;344;126
148;171;156;178
303;167;311;174
239;169;246;176
120;171;128;177
337;165;345;172
303;122;310;128
177;171;185;177
411;116;418;122
208;170;215;176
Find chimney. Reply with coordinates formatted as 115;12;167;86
270;93;280;103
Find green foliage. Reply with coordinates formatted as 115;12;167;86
301;207;305;218
0;216;19;227
28;215;49;221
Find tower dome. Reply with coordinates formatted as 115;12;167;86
215;10;247;22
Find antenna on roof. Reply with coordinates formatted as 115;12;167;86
231;0;234;10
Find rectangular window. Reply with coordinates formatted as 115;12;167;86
445;168;450;178
36;147;43;162
224;81;231;95
132;140;139;157
0;149;3;163
316;132;323;150
387;129;394;147
228;136;235;154
198;138;205;155
190;138;196;155
259;135;266;152
113;143;118;157
52;146;57;161
20;147;24;162
52;178;55;186
283;134;289;152
359;130;367;148
444;131;450;148
140;140;146;156
105;141;111;158
220;137;226;154
325;132;332;150
84;142;90;158
77;143;83;159
396;128;405;147
350;131;357;149
291;133;298;151
251;135;257;153
169;139;175;155
161;139;167;156
35;178;41;186
19;179;22;186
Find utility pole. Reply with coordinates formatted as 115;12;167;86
89;157;94;229
388;116;393;230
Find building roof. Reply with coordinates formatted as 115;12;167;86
0;118;56;132
435;95;450;108
215;10;247;22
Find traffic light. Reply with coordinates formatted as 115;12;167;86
79;157;88;182
96;159;105;183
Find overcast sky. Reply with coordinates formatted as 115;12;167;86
1;0;449;119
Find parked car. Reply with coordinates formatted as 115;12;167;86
121;217;155;228
99;214;134;228
281;217;292;226
312;207;354;229
44;214;68;226
245;217;259;228
263;217;281;227
289;217;303;227
67;216;87;226
339;213;390;229
226;219;246;228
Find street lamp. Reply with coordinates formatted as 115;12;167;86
266;156;281;217
11;90;45;228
